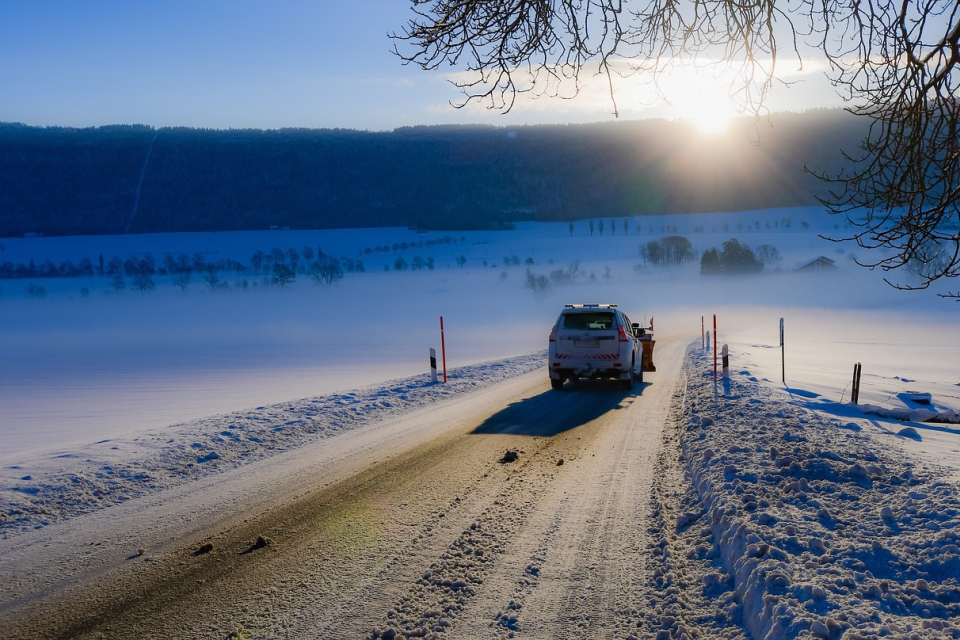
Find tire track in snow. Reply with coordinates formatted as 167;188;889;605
416;337;690;639
496;336;685;639
522;392;665;637
361;389;625;639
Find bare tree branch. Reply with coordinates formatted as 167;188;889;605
392;0;960;299
811;0;960;297
392;1;628;111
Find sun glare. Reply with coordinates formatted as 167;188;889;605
658;66;739;135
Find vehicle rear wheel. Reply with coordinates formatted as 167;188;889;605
551;377;564;391
624;356;639;389
621;369;634;391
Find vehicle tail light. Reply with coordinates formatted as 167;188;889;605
618;327;629;342
549;325;557;342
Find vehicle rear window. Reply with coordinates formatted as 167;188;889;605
562;312;615;330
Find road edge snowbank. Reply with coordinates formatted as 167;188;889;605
679;342;960;639
2;352;545;539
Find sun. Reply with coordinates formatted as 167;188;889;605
679;102;735;134
682;97;737;134
657;66;740;134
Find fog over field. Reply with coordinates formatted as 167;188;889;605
0;207;955;458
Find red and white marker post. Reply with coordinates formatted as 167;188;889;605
440;316;448;383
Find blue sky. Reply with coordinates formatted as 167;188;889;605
1;1;843;131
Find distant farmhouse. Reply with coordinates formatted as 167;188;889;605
796;256;838;272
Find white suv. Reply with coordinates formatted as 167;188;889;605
548;303;644;391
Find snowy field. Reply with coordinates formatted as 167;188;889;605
1;207;956;462
2;206;959;635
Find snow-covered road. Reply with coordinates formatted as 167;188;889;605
3;332;960;638
1;336;718;639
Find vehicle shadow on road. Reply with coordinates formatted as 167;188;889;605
472;381;646;437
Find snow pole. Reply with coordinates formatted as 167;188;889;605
429;347;438;383
440;316;448;383
852;362;862;404
701;316;705;350
779;317;785;384
722;344;729;379
713;314;718;379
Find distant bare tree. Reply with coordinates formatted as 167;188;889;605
271;263;296;288
643;236;694;266
287;247;300;272
549;260;584;284
251;250;265;272
309;256;344;286
524;268;552;297
132;271;155;293
109;273;125;295
756;244;783;269
661;236;695;265
171;268;191;292
204;267;224;291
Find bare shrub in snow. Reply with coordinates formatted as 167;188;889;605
524;268;551;297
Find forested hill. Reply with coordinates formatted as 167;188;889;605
0;111;863;237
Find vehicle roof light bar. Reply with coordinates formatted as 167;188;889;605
564;303;618;308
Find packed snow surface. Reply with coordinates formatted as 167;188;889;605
681;345;960;638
